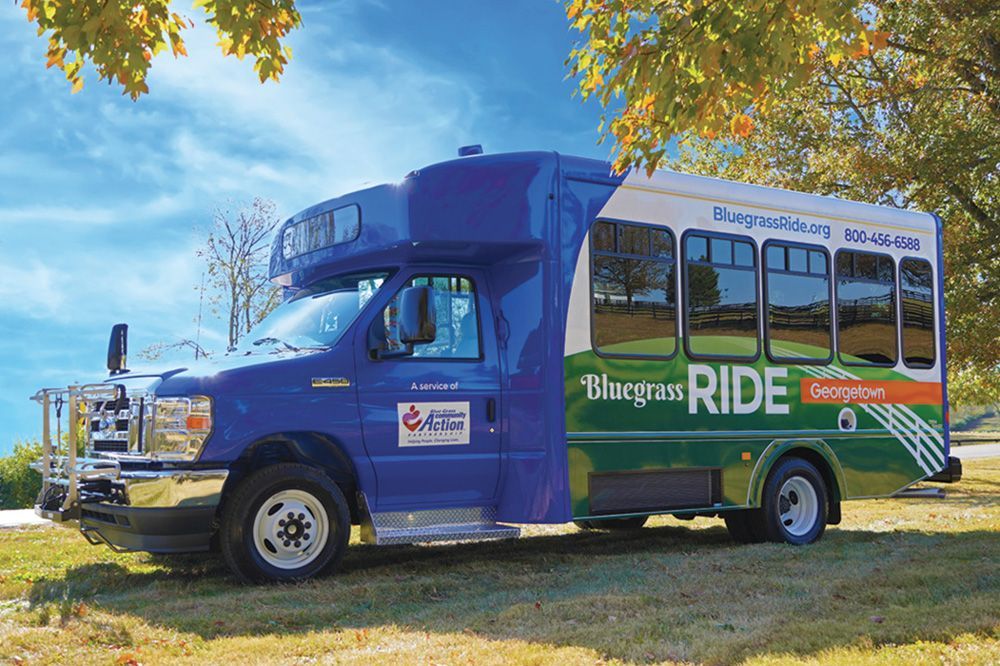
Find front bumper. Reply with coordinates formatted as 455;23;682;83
31;384;228;553
35;467;229;553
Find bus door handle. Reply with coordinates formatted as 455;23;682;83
486;398;496;423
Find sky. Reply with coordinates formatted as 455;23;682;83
0;0;612;454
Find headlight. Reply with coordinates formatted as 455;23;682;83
150;396;212;461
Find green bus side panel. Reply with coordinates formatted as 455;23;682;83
564;339;944;519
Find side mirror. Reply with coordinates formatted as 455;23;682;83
107;323;128;375
399;286;436;345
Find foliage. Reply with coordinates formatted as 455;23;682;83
199;197;282;350
18;0;301;99
568;0;1000;404
565;0;873;174
0;440;43;509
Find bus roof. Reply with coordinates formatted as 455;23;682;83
269;150;938;288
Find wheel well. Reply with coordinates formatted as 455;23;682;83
219;432;361;525
775;448;842;525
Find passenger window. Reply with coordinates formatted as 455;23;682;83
684;233;759;359
836;251;897;365
383;276;480;359
591;221;677;358
764;243;832;362
900;258;935;367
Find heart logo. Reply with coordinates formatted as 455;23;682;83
402;405;422;432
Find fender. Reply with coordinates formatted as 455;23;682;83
222;431;364;519
746;439;847;511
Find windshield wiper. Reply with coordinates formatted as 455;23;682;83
251;337;300;352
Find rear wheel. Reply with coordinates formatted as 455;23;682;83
756;457;827;545
220;463;351;583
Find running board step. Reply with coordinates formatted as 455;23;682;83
893;487;946;499
358;495;520;546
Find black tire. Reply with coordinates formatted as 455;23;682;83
220;463;351;583
724;510;764;543
755;457;828;545
581;516;649;531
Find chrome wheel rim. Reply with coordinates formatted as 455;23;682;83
252;489;329;570
778;476;819;537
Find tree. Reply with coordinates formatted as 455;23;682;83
18;0;301;99
594;256;667;310
568;0;1000;404
139;339;212;362
566;0;871;174
200;197;282;350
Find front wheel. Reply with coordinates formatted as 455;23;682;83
756;457;828;545
220;463;351;583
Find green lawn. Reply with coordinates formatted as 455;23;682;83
1;459;998;665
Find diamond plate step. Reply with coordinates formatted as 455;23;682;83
358;495;520;546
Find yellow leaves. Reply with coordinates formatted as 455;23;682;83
20;0;301;99
730;113;754;138
584;69;604;92
567;0;585;20
44;48;65;69
70;77;83;94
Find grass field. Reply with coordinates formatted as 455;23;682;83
1;460;998;665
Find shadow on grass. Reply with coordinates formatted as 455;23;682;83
27;522;1000;664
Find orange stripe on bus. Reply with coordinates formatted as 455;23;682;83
800;379;942;405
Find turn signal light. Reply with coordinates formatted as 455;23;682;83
186;415;211;431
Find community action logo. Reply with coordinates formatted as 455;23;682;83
397;402;471;447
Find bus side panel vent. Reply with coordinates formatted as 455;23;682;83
588;468;722;515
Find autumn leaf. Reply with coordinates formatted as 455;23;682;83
730;113;753;138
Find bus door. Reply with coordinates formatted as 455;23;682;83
355;270;503;509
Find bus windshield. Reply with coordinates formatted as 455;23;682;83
236;270;390;352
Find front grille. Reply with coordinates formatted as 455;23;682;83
589;468;722;515
93;440;129;453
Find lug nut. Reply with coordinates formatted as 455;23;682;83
298;513;305;520
304;522;312;529
303;534;310;541
283;540;291;547
287;512;295;519
279;519;286;526
294;541;301;548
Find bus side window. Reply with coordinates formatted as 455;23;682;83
683;233;759;359
900;258;935;368
590;221;677;358
836;251;897;365
763;243;832;363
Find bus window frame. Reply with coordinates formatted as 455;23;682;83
377;272;486;363
761;239;835;366
680;229;762;363
833;248;899;368
898;255;937;370
588;218;680;362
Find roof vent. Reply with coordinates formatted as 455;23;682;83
458;144;483;157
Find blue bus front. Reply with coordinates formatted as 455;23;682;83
32;151;576;582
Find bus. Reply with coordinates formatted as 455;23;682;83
31;148;960;582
